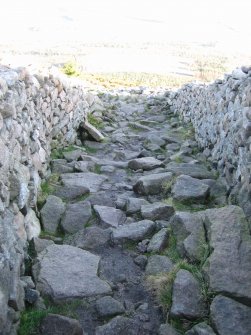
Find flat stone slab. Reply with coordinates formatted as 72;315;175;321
112;220;155;243
96;296;125;317
141;202;174;221
165;162;215;179
204;206;251;304
145;255;174;276
32;244;111;302
172;175;210;203
61;173;108;193
128;157;163;171
40;195;65;233
133;172;173;195
170;269;207;320
40;314;84;335
64;227;112;251
53;185;90;201
210;295;251;335
61;201;92;234
94;205;126;228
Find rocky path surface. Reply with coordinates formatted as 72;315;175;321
26;88;251;335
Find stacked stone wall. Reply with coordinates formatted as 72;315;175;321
169;67;251;219
0;65;97;333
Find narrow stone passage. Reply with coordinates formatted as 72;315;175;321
30;88;251;335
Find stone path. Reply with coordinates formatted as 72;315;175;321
28;88;251;335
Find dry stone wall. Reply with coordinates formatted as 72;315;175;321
169;67;251;220
0;65;100;334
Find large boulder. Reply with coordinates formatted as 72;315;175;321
210;295;251;335
204;206;251;304
133;172;173;195
32;244;111;302
170;269;207;320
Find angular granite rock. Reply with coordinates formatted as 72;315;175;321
141;202;174;221
94;205;126;228
126;197;149;215
147;228;169;253
61;173;108;193
165;162;215;179
40;314;84;335
32;244;111;302
172;175;210;203
96;296;125;318
185;322;216;335
40;195;65;233
112;220;155;243
170;269;206;320
210;295;251;335
133;172;173;195
204;206;251;304
61;201;92;234
145;255;174;276
128;157;164;171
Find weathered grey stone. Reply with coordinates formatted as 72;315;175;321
88;192;116;207
32;244;111;302
159;323;180;335
24;209;41;241
24;288;39;305
63;149;84;162
171;211;206;262
100;165;116;173
53;185;90;201
172;175;210;203
61;201;92;234
61;173;108;192
82;121;104;141
141;202;174;221
51;159;74;174
133;172;173;195
96;296;125;317
145;255;174;275
128;157;163;171
210;295;251;335
112;220;155;243
170;269;206;320
65;227;112;250
40;314;84;335
30;237;54;256
185;322;216;335
165;163;215;179
95;316;132;335
204;206;251;304
94;205;126;228
126;197;149;215
147;229;169;253
134;255;148;270
40;195;65;233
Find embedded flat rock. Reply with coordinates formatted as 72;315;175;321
94;205;126;228
170;269;206;320
141;202;174;221
61;173;108;192
128;157;163;171
112;220;155;242
165;162;215;179
172;175;210;203
32;244;111;302
133;172;173;195
204;206;251;303
210;295;251;335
